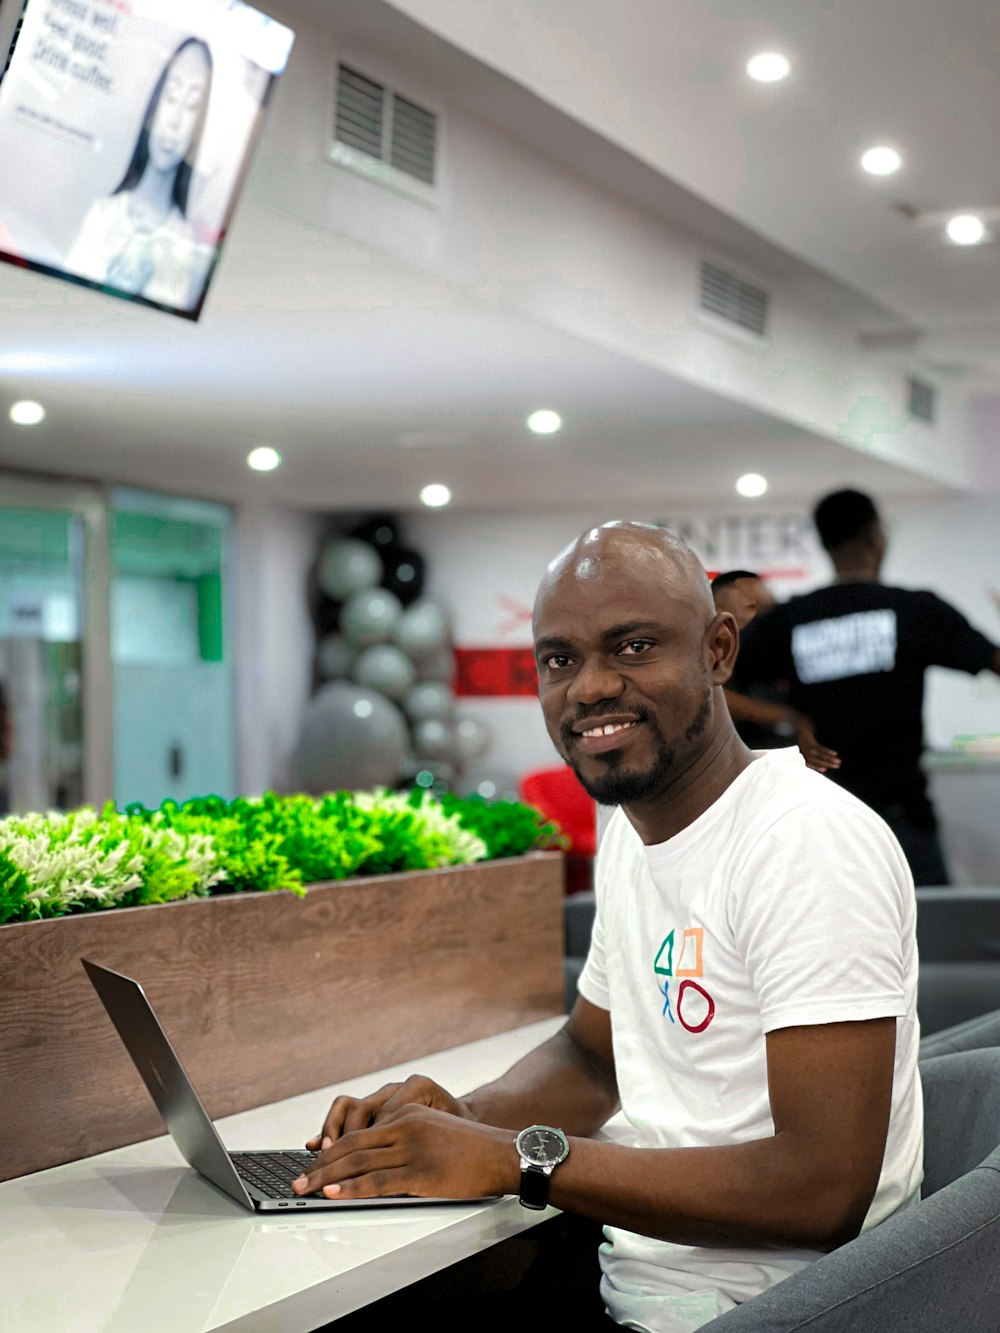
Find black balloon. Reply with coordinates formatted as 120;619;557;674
312;594;342;635
352;513;400;551
380;546;426;606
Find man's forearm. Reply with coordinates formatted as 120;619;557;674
463;1027;619;1137
539;1132;868;1251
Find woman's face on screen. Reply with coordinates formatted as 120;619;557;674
148;45;210;176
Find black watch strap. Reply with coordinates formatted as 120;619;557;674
518;1162;550;1210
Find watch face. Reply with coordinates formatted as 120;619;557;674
516;1125;569;1168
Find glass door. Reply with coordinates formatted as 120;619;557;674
110;488;236;808
0;479;112;812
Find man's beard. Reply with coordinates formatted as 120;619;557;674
565;687;713;807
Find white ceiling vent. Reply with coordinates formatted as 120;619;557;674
331;65;437;196
699;261;769;338
907;376;936;424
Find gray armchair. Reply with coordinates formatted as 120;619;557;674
918;1006;1000;1059
703;1048;1000;1331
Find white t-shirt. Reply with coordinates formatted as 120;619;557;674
577;747;923;1333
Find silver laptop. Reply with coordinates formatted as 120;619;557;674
82;958;495;1212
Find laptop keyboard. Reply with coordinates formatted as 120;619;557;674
231;1150;318;1199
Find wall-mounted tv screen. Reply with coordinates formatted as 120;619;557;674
0;0;294;320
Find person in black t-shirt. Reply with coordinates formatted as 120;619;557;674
733;490;1000;886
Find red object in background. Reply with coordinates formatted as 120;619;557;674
520;766;597;859
520;766;597;895
454;647;537;697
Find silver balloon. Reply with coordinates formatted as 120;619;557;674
412;717;457;763
351;644;417;701
404;680;455;723
416;647;455;683
290;683;408;793
395;600;450;659
316;632;353;680
341;587;403;649
453;713;491;763
317;539;382;600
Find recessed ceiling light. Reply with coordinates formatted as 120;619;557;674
860;145;902;177
420;483;452;508
9;400;45;426
945;214;987;246
746;52;790;83
736;472;768;498
247;446;281;472
527;409;562;435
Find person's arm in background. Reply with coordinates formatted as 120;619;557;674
726;610;840;773
722;689;794;733
721;689;840;772
912;592;1000;681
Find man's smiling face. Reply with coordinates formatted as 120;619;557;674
532;526;722;807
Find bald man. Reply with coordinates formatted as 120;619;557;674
295;523;921;1332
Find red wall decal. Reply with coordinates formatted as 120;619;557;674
454;648;538;697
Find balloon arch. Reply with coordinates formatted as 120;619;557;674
290;514;491;794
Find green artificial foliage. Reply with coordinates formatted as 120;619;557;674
438;792;562;860
130;796;303;896
352;790;486;875
0;787;557;925
0;849;33;926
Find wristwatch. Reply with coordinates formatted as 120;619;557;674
514;1124;569;1210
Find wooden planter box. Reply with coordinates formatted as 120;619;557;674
0;852;564;1181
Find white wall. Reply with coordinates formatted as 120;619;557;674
235;505;323;793
410;495;1000;791
886;497;1000;748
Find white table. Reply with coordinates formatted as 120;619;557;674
1;1018;567;1332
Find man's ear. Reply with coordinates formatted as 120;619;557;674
706;611;740;685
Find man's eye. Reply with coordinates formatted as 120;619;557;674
619;640;652;656
545;654;572;669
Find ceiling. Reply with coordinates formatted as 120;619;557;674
0;0;984;514
380;0;1000;374
0;213;944;511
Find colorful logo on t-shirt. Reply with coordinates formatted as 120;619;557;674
653;928;715;1033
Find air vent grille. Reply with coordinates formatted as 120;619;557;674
390;95;436;185
907;376;936;424
699;262;768;337
334;67;384;158
334;65;437;187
